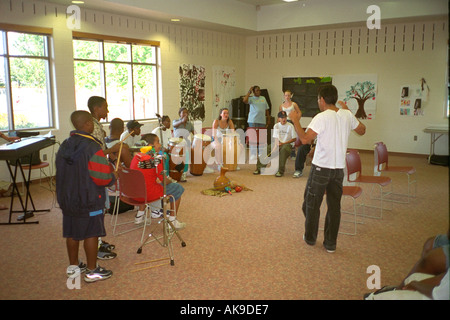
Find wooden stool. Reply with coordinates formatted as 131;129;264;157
21;161;50;190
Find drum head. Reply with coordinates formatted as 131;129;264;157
194;133;211;141
222;132;239;137
169;137;183;143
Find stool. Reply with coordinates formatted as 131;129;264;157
21;162;50;191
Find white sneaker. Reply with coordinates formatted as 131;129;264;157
293;170;303;178
66;265;81;279
169;218;186;230
134;213;145;224
151;209;163;218
180;172;187;182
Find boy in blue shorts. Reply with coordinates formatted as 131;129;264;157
130;133;186;230
56;111;117;283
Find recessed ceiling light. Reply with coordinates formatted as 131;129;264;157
72;1;85;4
171;18;181;22
283;0;299;2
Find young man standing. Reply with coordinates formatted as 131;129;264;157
289;85;366;253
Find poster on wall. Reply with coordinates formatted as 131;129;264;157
399;84;427;116
333;74;377;120
179;64;206;121
212;65;236;120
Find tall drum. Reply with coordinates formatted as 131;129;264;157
222;133;240;171
168;137;185;181
190;133;212;176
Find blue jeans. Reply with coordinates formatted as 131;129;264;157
247;123;265;128
302;164;344;251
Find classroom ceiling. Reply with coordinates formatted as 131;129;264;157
36;0;448;35
235;0;304;6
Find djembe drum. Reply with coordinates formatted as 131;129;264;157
222;133;240;171
168;137;185;181
190;133;212;176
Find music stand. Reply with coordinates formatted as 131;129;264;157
136;151;186;266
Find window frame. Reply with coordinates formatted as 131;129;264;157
0;23;54;132
72;32;161;122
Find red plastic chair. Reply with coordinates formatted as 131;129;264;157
320;185;364;236
340;186;364;235
115;167;165;236
346;149;392;219
245;127;268;147
374;142;417;203
21;161;50;191
118;167;185;264
111;167;155;237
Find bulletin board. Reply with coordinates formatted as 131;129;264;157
399;84;427;116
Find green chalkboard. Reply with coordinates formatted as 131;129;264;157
282;76;332;117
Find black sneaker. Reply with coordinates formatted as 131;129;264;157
84;266;113;283
99;239;115;251
66;261;87;278
97;244;117;260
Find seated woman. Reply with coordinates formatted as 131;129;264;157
211;108;243;170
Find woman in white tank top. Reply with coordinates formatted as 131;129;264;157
279;90;301;121
280;90;301;157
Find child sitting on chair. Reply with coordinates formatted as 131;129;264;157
254;111;297;177
130;133;186;230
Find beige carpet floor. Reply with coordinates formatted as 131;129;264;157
0;150;448;300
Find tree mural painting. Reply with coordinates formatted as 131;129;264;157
343;81;376;119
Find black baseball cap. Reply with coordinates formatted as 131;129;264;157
277;111;287;118
127;120;143;129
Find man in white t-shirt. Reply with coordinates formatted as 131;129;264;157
289;85;366;253
254;111;297;177
272;111;297;177
151;116;173;150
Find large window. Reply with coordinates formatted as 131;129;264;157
0;25;53;131
73;33;160;122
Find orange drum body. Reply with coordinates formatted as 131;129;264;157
222;133;240;171
190;134;212;176
168;137;185;181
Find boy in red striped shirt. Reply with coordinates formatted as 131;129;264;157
56;111;117;283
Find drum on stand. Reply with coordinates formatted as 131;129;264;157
222;133;240;171
168;137;185;181
190;133;212;176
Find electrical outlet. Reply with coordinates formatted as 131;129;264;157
43;154;48;161
413;135;417;141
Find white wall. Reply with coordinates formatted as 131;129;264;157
0;0;246;181
0;0;448;183
245;19;449;155
256;0;448;32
